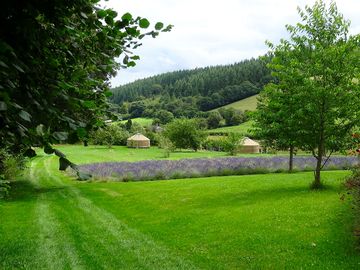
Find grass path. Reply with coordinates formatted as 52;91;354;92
1;154;360;269
1;156;196;269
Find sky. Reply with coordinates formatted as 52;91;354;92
100;0;360;87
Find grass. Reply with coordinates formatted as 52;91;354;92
53;144;228;164
208;120;254;135
119;117;153;126
212;94;258;112
1;150;359;269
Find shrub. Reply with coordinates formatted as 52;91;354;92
345;164;360;244
221;133;244;156
90;124;130;147
0;149;26;198
158;135;175;158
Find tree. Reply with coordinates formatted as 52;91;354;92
164;119;206;151
155;110;174;125
253;79;300;172
221;133;243;156
0;0;172;153
255;0;360;188
207;111;223;129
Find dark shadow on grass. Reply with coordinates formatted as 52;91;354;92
5;179;66;203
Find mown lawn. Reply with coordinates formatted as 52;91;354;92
1;152;359;269
53;144;229;164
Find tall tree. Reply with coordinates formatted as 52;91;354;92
254;0;360;187
0;0;171;153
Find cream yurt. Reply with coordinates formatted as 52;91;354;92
239;137;261;154
127;133;150;148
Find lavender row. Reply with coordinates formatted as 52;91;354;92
78;156;358;181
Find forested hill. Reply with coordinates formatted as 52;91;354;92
110;57;273;118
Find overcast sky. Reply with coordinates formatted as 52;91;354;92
100;0;360;87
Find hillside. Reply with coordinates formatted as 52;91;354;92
211;94;258;112
109;57;272;119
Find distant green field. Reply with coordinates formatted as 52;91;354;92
212;94;258;112
54;145;228;164
208;120;254;135
120;117;153;126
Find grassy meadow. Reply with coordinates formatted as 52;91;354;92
1;146;360;269
213;94;258;112
208;120;254;135
119;117;153;126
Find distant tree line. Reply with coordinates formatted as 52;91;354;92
109;57;273;119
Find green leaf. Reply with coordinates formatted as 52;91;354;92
108;10;118;18
122;12;132;21
97;10;107;18
13;63;24;73
80;12;88;19
105;16;113;25
53;132;68;141
139;18;150;29
83;100;96;109
36;124;44;136
155;22;164;30
19;110;31;122
127;61;136;67
130;55;140;60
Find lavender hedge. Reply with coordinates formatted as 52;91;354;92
78;156;358;182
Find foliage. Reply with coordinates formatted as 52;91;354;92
0;149;26;198
220;133;244;156
90;124;130;148
0;0;171;153
157;135;175;158
164;119;206;151
218;108;247;126
154;110;174;125
110;58;272;117
254;0;360;187
207;111;223;129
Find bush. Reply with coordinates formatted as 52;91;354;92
164;118;206;151
158;135;175;158
345;164;360;245
221;133;244;155
0;149;26;198
90;124;130;147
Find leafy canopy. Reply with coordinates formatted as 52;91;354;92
254;0;360;186
0;0;172;152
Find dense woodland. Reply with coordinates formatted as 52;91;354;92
110;57;273;119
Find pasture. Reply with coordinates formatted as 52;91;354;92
208;120;254;135
212;94;258;112
1;146;359;269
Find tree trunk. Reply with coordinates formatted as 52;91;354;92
313;140;324;189
289;144;294;173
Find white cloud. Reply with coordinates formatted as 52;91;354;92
102;0;360;87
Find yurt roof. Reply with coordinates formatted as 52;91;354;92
242;137;260;146
127;133;150;141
